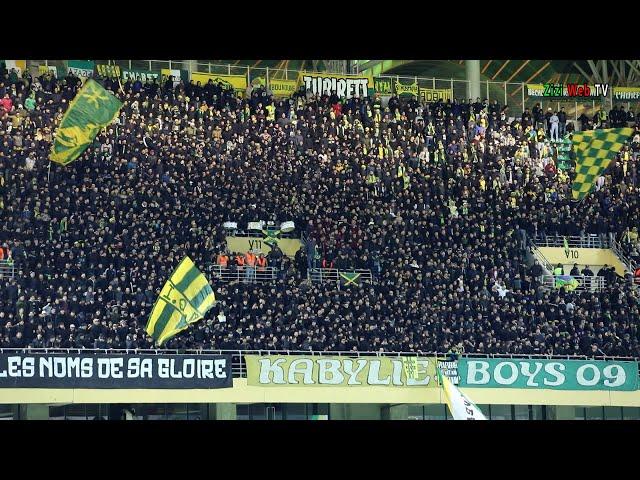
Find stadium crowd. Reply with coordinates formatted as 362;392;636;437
1;65;640;357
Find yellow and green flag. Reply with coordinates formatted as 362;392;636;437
262;228;281;246
145;256;216;345
50;78;122;165
571;128;634;201
555;275;580;291
339;271;361;286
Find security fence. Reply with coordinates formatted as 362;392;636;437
207;265;279;284
533;234;612;249
541;274;606;292
0;260;15;280
308;268;373;286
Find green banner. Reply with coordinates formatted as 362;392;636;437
459;358;639;391
246;355;438;387
67;60;95;79
374;77;393;95
122;69;160;82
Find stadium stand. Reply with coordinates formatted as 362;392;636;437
1;64;640;358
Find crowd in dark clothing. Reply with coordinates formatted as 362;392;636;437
1;64;640;358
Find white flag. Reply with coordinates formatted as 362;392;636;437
440;370;487;420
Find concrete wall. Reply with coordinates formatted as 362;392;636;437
3;379;640;407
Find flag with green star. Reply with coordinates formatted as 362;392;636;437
50;79;122;165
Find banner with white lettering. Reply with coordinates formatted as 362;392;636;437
458;358;638;391
437;359;460;385
0;353;233;389
298;72;373;98
245;355;438;387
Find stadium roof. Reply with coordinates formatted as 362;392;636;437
356;60;640;86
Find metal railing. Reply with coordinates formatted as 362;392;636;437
309;268;373;285
541;274;606;292
533;234;611;249
530;244;554;275
208;265;279;284
611;238;637;273
0;260;15;279
0;348;636;379
226;230;299;239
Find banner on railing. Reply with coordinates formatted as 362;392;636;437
38;65;61;78
251;76;298;97
437;358;460;385
419;87;453;103
268;78;298;97
0;353;233;389
395;79;419;97
298;71;373;98
226;236;302;257
122;69;161;82
526;83;602;99
613;87;640;101
374;77;393;95
191;72;248;91
161;68;188;88
4;60;26;75
67;60;95;80
382;78;453;102
95;63;121;78
246;355;438;387
459;358;639;391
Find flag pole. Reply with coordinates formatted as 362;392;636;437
434;350;441;417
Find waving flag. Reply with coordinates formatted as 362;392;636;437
438;369;486;420
571;128;634;201
555;275;580;291
145;256;216;345
50;79;122;165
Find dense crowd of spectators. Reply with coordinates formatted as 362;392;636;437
1;64;640;358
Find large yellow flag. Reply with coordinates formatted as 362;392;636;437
145;257;216;345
